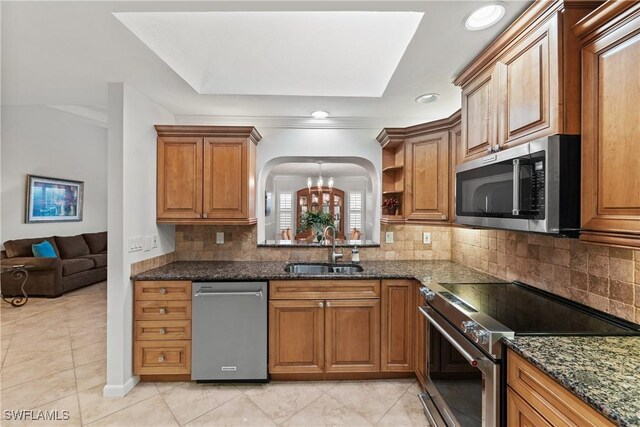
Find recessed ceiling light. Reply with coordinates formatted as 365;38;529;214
415;93;440;104
311;110;330;119
465;3;506;31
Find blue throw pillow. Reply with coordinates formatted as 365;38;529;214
32;241;57;258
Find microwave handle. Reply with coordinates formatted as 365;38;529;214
512;159;521;216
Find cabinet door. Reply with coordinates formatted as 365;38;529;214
404;130;449;222
449;122;461;221
581;14;640;245
157;137;203;219
498;17;556;148
203;138;247;219
325;299;380;373
461;66;498;162
269;300;324;374
507;388;553;427
381;280;413;372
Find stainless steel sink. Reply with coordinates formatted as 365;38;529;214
284;263;364;274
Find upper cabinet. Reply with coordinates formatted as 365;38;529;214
377;112;460;224
156;126;261;225
574;1;640;248
455;1;601;160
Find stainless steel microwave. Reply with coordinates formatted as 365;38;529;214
455;135;580;235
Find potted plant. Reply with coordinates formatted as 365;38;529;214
298;210;335;242
382;197;400;215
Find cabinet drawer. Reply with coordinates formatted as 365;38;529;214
134;340;190;375
270;280;380;300
135;300;191;320
135;281;191;301
507;350;614;426
135;320;191;340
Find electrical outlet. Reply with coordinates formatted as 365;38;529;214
423;232;431;245
385;231;394;244
216;232;225;244
151;234;159;248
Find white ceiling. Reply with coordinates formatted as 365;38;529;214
115;11;424;97
1;1;532;127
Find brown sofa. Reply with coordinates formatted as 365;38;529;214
1;232;107;297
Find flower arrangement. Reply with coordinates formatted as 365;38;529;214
382;198;400;209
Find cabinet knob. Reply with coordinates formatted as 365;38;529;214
326;301;331;308
159;328;166;335
159;288;167;295
158;354;165;363
318;302;324;308
203;213;208;218
159;308;166;314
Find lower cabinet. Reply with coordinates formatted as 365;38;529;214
133;281;192;378
381;280;414;372
268;296;380;374
268;280;384;376
507;349;614;426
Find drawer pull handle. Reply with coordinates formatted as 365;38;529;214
159;288;167;294
158;354;165;363
159;328;166;334
159;308;166;314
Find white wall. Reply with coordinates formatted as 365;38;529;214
1;106;107;243
105;83;175;397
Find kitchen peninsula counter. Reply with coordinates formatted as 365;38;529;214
131;260;503;284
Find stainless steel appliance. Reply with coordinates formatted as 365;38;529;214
417;281;640;426
191;282;268;381
455;135;580;235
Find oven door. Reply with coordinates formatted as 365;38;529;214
419;306;500;427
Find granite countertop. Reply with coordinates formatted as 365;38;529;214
131;260;503;285
504;336;640;427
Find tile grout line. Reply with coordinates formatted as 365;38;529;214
80;393;161;427
152;382;182;427
371;380;418;426
66;301;86;427
273;384;327;427
238;383;289;426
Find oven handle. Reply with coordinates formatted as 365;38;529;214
419;306;479;367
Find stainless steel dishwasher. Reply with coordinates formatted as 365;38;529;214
191;282;268;382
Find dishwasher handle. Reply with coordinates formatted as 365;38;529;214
195;289;263;298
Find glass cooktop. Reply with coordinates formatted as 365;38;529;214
438;282;640;335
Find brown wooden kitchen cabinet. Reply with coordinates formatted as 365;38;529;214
414;283;427;387
574;1;640;248
268;280;381;376
454;1;600;160
381;280;414;372
133;281;192;378
156;126;261;225
507;349;614;426
377;111;460;224
460;65;499;163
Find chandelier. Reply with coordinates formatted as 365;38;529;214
307;161;334;192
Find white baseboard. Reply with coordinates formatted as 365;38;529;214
102;376;139;397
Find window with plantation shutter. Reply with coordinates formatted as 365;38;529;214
349;192;363;233
279;192;293;234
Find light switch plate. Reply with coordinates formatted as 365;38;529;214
152;234;159;248
385;231;394;244
216;232;225;244
144;236;152;251
423;232;431;244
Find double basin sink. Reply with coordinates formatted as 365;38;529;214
284;263;364;275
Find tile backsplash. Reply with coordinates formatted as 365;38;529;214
452;227;640;323
174;224;451;263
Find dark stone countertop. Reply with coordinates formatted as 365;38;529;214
504;336;640;427
131;260;503;285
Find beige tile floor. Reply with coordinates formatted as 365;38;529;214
1;282;429;426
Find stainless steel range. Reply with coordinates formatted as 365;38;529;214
417;281;640;427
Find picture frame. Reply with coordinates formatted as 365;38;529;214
25;175;84;223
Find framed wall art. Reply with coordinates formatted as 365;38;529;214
25;175;84;223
